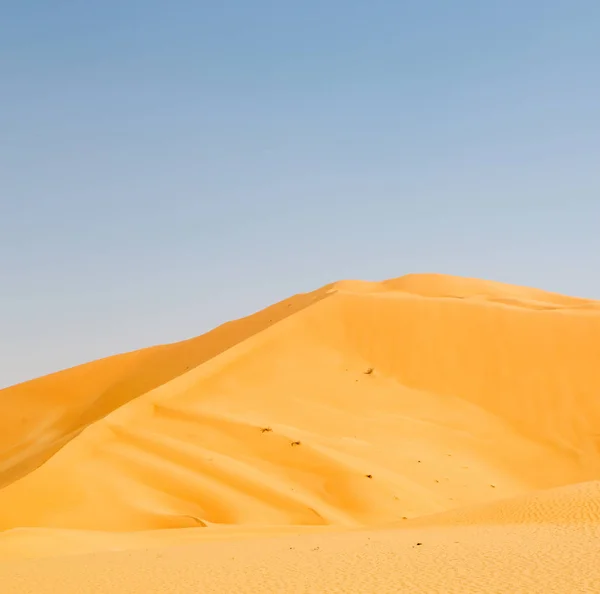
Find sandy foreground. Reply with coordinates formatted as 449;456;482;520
1;273;600;592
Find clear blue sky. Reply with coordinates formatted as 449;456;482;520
1;1;599;387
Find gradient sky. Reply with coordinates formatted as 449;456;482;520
1;1;599;388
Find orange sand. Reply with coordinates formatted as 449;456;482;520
2;273;600;592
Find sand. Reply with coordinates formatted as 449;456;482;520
1;273;600;592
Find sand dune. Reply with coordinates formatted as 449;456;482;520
405;478;600;528
1;273;600;591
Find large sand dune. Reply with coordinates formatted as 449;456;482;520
2;273;600;592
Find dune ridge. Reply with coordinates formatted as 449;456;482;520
2;273;600;591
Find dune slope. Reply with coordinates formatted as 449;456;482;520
0;285;329;487
1;274;600;535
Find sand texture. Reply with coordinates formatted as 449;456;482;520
1;273;600;592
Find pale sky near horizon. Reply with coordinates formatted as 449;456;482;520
1;1;599;388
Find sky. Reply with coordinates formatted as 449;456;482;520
1;1;599;388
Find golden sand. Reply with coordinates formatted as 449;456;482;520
2;273;600;592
